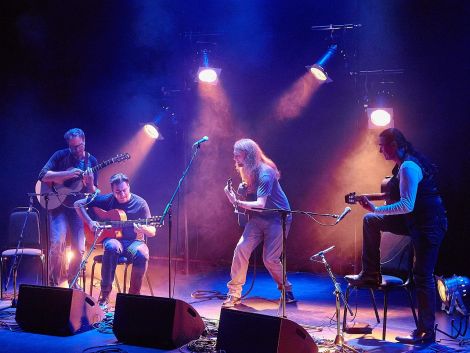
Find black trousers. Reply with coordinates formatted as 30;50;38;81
361;212;447;332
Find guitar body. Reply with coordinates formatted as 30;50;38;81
85;207;127;244
35;170;85;210
35;153;130;210
236;184;253;227
84;206;161;245
345;176;399;205
227;178;253;228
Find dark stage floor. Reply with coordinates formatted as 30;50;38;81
1;259;469;353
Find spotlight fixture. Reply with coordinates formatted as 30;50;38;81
307;44;338;83
436;275;470;315
366;86;395;129
143;122;161;140
367;108;394;129
143;105;174;139
196;49;221;85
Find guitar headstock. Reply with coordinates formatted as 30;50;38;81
146;216;163;227
227;177;233;192
344;192;357;205
112;153;131;163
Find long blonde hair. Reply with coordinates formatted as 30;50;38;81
234;139;280;186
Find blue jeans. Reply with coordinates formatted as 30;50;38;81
49;207;85;286
100;238;149;297
228;216;292;298
362;213;447;332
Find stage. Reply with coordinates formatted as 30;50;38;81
1;260;468;353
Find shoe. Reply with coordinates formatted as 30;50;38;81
222;295;241;308
344;271;382;286
98;294;109;311
284;291;297;304
396;329;435;344
98;297;108;311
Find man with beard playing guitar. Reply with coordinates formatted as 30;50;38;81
75;173;156;308
38;128;98;288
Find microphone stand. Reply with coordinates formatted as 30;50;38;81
159;144;203;298
311;250;358;352
28;191;58;288
4;197;35;307
69;228;104;290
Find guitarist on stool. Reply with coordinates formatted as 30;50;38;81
38;128;98;288
223;138;295;307
74;173;156;308
345;128;447;344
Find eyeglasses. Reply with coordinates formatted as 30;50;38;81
69;142;85;151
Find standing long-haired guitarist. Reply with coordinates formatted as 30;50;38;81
223;138;295;307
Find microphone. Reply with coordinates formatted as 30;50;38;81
334;207;351;224
192;136;209;147
310;245;335;260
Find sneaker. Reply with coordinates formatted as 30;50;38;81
396;329;435;344
284;291;297;304
98;294;109;311
222;295;241;308
98;298;108;311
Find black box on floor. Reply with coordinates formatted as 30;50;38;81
15;284;104;336
216;308;318;353
113;293;205;349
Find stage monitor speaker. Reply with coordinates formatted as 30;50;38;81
113;293;205;349
15;284;104;336
216;308;318;353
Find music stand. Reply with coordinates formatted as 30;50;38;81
252;207;339;318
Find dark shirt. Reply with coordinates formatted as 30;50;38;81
252;164;291;220
88;193;151;240
38;148;99;186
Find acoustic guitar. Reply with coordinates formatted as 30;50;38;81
344;176;397;205
227;177;251;227
35;153;130;210
85;207;162;244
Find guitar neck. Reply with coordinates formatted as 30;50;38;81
91;159;115;173
359;193;387;201
100;218;158;228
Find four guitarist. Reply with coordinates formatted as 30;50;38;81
74;173;156;308
345;128;447;344
36;127;445;344
38;128;98;288
223;138;295;307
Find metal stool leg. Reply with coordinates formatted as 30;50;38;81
123;263;131;293
369;288;380;323
90;261;96;296
145;272;154;296
383;290;388;340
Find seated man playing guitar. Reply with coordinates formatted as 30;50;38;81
75;173;156;308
